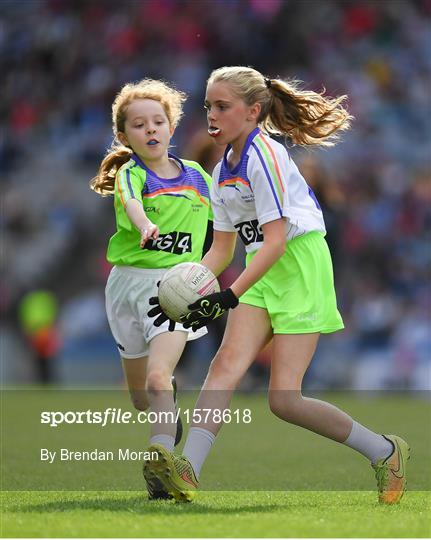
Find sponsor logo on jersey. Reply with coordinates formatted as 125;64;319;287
144;206;160;214
234;219;263;245
143;231;192;254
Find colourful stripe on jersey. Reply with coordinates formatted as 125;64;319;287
143;186;209;206
219;177;251;189
254;136;284;203
251;141;283;217
126;169;136;199
116;169;126;207
257;134;285;194
117;164;139;206
141;158;210;201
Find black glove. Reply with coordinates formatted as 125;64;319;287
180;288;239;331
148;282;176;332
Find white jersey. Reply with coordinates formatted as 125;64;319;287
211;128;326;253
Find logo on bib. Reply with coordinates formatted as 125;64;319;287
234;220;263;246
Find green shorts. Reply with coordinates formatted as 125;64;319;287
240;231;344;334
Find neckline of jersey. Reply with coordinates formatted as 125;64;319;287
131;152;186;181
223;127;260;175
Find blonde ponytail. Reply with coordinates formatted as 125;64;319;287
263;79;352;147
90;145;132;196
208;66;353;147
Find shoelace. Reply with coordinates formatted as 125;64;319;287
174;456;197;484
175;457;190;475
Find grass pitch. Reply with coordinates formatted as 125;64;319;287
1;390;430;537
1;490;430;538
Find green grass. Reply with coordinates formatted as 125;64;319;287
1;490;430;537
1;389;430;536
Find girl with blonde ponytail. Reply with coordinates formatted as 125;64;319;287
147;67;409;506
261;77;352;146
91;79;214;501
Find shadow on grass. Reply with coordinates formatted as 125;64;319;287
6;494;284;515
6;490;412;515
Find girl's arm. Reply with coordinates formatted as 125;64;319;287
229;218;286;297
181;218;286;330
125;199;159;248
201;230;237;277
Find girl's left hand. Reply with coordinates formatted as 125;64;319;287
140;223;159;248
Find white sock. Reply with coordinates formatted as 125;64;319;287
343;421;394;464
150;434;175;452
183;427;216;478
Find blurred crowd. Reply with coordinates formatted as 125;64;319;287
2;0;430;389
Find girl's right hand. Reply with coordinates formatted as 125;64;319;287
139;223;159;248
148;282;177;332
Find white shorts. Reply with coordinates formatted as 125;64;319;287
105;266;207;359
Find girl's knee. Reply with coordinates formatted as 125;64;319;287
268;390;303;422
145;369;172;394
206;346;243;388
